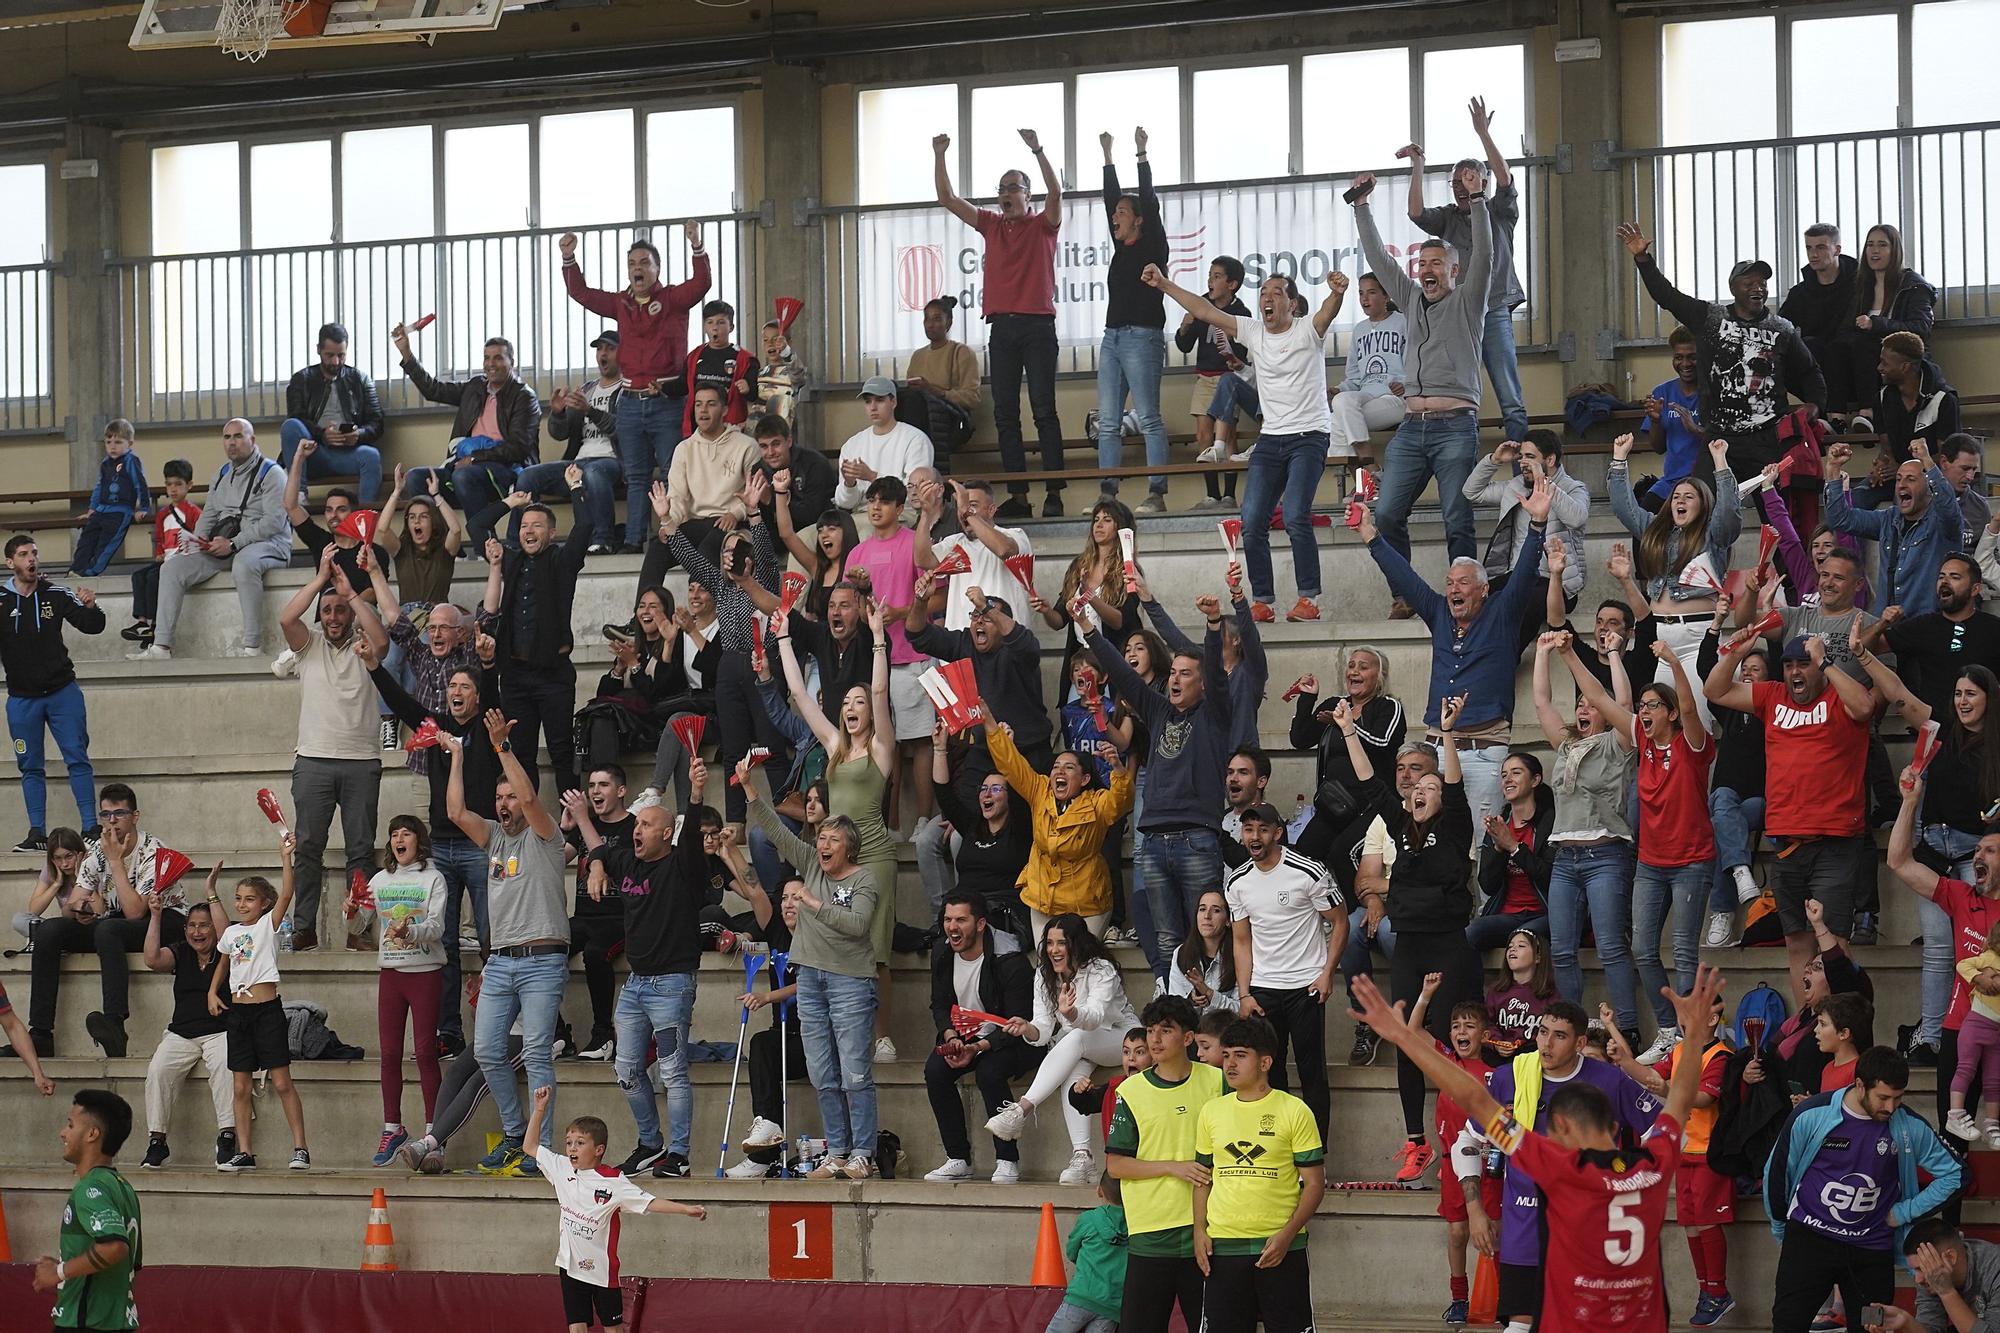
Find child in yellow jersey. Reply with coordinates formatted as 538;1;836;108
1193;1016;1326;1333
1105;995;1226;1333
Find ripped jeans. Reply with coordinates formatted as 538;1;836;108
613;970;696;1156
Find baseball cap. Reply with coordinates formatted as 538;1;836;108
1730;259;1774;281
1779;635;1816;663
858;375;898;399
589;330;620;349
1238;801;1287;830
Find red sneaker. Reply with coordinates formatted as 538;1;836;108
1392;1138;1436;1187
1249;602;1276;624
1284;597;1320;623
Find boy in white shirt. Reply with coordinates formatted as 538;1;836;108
836;377;935;511
523;1085;707;1332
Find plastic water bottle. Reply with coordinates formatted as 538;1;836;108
1288;794;1313;842
278;918;294;953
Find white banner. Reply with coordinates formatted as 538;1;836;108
856;173;1467;359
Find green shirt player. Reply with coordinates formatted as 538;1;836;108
35;1090;141;1332
1105;994;1227;1333
1194;1016;1327;1333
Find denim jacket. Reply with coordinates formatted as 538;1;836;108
1607;459;1742;603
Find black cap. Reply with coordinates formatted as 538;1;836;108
1729;259;1773;282
590;330;620;349
1239;801;1287;830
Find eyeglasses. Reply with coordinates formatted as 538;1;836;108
1635;699;1670;712
996;182;1028;195
98;808;135;820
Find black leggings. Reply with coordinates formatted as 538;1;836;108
1120;1253;1204;1333
1390;926;1482;1137
568;915;624;1042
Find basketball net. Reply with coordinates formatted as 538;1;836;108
215;0;306;61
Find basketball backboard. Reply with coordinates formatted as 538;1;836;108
130;0;508;54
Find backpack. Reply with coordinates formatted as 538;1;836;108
1740;890;1787;948
1732;982;1789;1049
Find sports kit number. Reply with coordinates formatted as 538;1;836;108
1603;1190;1645;1267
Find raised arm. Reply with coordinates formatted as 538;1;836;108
1350;974;1501;1128
1531;633;1572;749
1888;766;1943;901
1313;270;1348;340
932;134;980;227
1141;264;1237;338
772;612;841;750
271;830;297;929
1351;177;1416;312
1853;633;1927;724
1561;637;1636;746
1470;96;1513;191
1702;634;1758;716
1604;436;1651;539
279;545;338;653
487;709;557;839
1022;128;1061;229
865;602;897;777
1618;223;1711;329
442;733;490;848
1657;639;1708;748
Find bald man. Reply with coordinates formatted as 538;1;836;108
131;419;292;661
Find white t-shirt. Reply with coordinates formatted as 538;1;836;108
1234;316;1332;437
220;914;280;997
1224;849;1341;989
578;380;619;461
835;423;934;510
935;527;1032;630
534;1147;654;1287
953;951;995;1036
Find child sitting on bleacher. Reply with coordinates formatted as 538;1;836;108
207;832;310;1173
123;458;197;646
70;419;152;579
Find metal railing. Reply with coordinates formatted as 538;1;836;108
1613;119;2000;344
0;261;59;435
107;212;762;430
806;158;1556;388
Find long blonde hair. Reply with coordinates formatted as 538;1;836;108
1635;477;1714;583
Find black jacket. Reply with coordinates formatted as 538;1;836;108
1777;254;1858;344
1475;786;1556;918
284;365;387;446
906;619;1050;757
755;444;838;535
402;358;543;466
0;579;105;699
370;664;504;828
1870;357;1961;462
1369;776;1475;931
494;511;591;669
1854;268;1938;345
929;928;1034;1054
1292;691;1406;791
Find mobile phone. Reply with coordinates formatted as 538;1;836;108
1341;182;1370;205
1859;1304;1886;1328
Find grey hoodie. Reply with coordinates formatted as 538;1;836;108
1356;197;1491;405
193;448;290;552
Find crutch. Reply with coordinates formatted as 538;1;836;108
716;952;768;1177
771;950;792;1176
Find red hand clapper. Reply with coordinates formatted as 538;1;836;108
1004;553;1035;597
408;313;436;332
404;718;444;751
919;659;985;732
256;788;290;837
670;714;708;755
1725;609;1784;652
779;571;808;614
930;545;973;579
728;747;773;787
949;1004;1009;1038
152;846;194;891
1217;517;1242;561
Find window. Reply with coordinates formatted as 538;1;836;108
1420;46;1526;168
541;110;635;229
1913;0;2000;124
152;141;241;255
443;123;529;235
443;123;533;372
1074;68;1183;187
858;83;958;206
248;140;334;383
1790;14;1902;284
340;127;437;386
970;82;1066;200
1302;49;1410;175
1656;19;1777;304
0;162;51;405
646;106;740;216
249;140;332;249
1661;19;1775;147
1193;65;1289;180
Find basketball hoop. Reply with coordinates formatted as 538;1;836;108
215;0;307;61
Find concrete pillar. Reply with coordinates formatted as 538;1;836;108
757;62;822;354
59;121;118;491
1550;0;1623;389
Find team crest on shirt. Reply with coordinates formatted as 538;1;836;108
593;1188;613;1203
1259;1114;1277;1136
1876;1139;1890;1156
647;302;661;316
1276;891;1291;907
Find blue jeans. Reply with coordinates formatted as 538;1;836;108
797;967;878;1157
511;458;620;547
1097;326;1169;494
280;419;383;504
1467;911;1545;950
1918;824;1981;1046
614;393;684;545
614;970;696;1155
1632;859;1713;1026
1126;775;1167;980
432;835;489;1043
1139;827;1221;965
1708;788;1764;912
1239;430;1327;603
472;951;565;1147
6;681;94;831
1373;412;1481;562
1207;373;1260;424
1548;842;1638;1030
1340;905;1397;1004
1483;306;1529;442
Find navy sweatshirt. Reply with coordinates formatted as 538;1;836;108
0;579;107;699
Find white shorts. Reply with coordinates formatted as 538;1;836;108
888;659;937;741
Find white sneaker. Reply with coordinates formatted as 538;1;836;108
924;1157;974;1182
990;1159;1021;1184
1229;446;1256;462
724;1157;774;1180
741;1116;785;1149
126;645;173;662
984;1101;1029;1142
1947;1109;1982;1141
1059;1148;1095;1186
223;645;263;659
577;1037;615;1061
1196;442;1226;464
629;787;664;814
1703;911;1736;948
1635;1025;1682;1064
873;1036;898;1064
1983;1120;2000;1151
1732;866;1760;904
270;647;300;678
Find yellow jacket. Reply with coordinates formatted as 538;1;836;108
989;724;1135;918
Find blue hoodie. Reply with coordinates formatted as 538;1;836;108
1764;1086;1961;1265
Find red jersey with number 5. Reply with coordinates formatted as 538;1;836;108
1505;1111;1682;1332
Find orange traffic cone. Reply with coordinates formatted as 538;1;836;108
361;1187;397;1272
1468;1250;1500;1325
1030;1202;1065;1287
